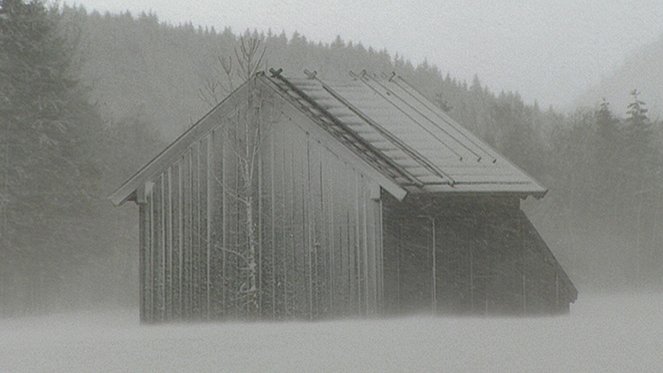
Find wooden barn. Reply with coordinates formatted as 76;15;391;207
110;69;577;322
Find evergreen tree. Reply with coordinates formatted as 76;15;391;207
622;89;655;184
591;99;623;220
625;89;649;129
596;98;620;144
0;0;104;313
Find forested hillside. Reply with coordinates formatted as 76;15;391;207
577;33;663;119
1;2;662;315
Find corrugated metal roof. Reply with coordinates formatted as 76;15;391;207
265;70;546;197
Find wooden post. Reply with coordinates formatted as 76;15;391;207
377;198;384;313
469;231;474;313
362;183;370;314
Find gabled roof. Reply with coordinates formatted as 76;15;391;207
110;69;546;206
263;69;546;196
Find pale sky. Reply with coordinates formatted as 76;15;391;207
70;0;663;109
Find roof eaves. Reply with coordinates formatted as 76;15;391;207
392;74;549;197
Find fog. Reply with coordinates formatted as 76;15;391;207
2;0;663;371
2;293;662;372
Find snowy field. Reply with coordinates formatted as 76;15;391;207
1;292;662;373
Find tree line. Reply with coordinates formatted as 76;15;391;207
0;0;164;315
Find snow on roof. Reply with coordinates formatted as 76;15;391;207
265;69;547;197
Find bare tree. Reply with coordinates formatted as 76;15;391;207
200;35;269;318
198;36;266;107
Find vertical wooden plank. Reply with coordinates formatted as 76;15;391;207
366;191;379;314
257;130;263;317
396;220;402;313
138;202;146;322
183;149;192;318
215;129;230;316
171;162;181;319
163;167;173;320
376;197;384;313
233;137;242;317
354;173;363;314
306;137;314;320
318;151;329;317
431;217;437;314
270;131;277;319
196;138;208;319
327;159;335;316
361;179;370;314
196;141;203;318
299;141;308;319
366;183;377;314
348;180;357;314
520;212;527;314
205;134;213;319
292;137;303;318
555;271;560;311
209;128;225;318
191;141;200;318
220;129;227;317
178;160;184;318
346;211;352;314
281;145;289;318
314;146;326;318
152;175;162;321
162;174;169;320
146;184;153;322
210;128;227;317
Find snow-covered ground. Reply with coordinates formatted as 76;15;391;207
1;292;661;373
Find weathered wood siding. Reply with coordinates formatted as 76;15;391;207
136;88;383;322
383;194;574;315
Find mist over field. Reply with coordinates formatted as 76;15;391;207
2;293;662;372
2;0;663;371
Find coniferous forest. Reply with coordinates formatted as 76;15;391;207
1;2;662;315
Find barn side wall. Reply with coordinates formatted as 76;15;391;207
137;86;383;322
382;194;575;315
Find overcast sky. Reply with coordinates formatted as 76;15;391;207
71;0;663;109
